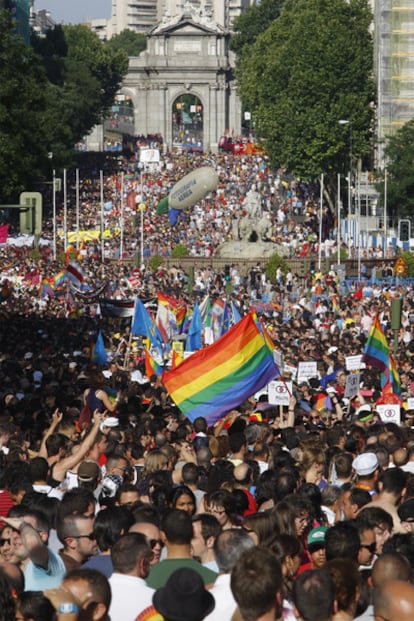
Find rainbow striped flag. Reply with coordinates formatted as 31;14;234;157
145;348;163;379
382;353;401;396
314;392;333;411
331;295;340;316
162;313;279;425
362;314;389;372
52;269;67;288
39;278;54;299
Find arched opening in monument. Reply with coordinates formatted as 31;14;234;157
172;94;203;151
103;94;135;152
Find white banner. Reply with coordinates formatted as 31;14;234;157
346;355;366;371
345;372;361;399
268;381;292;406
297;361;318;382
376;404;401;426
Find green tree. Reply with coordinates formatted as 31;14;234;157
35;24;128;171
149;255;164;271
265;253;288;281
401;251;414;278
60;25;129;134
30;24;67;85
1;16;129;201
380;120;414;220
0;11;52;201
230;0;284;58
171;244;189;258
105;29;147;57
235;0;374;202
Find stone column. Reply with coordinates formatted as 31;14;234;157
209;82;219;150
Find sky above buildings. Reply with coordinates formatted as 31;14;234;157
34;1;111;24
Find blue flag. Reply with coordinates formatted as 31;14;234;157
93;330;108;365
131;298;163;351
186;301;202;351
231;301;242;324
168;208;182;226
320;370;339;389
221;302;231;336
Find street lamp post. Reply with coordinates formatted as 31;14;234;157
338;119;353;250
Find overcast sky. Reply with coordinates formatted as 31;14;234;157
34;1;111;24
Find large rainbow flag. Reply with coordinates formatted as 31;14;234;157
162;313;279;425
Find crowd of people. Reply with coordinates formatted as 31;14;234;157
0;148;412;620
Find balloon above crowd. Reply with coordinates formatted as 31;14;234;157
156;166;219;225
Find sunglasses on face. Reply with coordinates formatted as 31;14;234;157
70;533;96;541
0;538;10;546
149;538;164;549
360;542;376;554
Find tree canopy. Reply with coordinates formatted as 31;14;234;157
380;120;414;220
0;12;129;202
0;11;52;201
230;0;284;58
105;29;147;57
234;0;375;196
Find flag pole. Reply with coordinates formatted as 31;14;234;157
120;172;124;261
100;170;104;263
123;331;133;368
63;168;67;250
76;168;80;251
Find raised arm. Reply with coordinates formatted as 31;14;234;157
31;409;63;460
3;516;49;569
51;412;106;483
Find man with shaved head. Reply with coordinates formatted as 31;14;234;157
354;553;411;621
374;580;414;621
233;463;257;515
372;552;411;585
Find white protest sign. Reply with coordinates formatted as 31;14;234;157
376;404;401;426
345;372;361;399
407;398;414;411
297;361;318;383
283;363;297;380
345;355;366;371
268;381;292;406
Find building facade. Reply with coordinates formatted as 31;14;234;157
101;3;241;150
374;0;414;169
102;0;255;37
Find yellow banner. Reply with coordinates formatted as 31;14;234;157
61;229;117;242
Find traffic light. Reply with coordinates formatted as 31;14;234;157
310;260;316;275
19;192;42;235
399;219;411;242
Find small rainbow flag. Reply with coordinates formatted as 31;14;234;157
382;353;401;396
52;270;67;288
362;314;389;372
145;349;163;379
331;295;340;316
314;392;333;411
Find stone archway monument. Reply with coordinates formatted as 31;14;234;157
121;2;242;152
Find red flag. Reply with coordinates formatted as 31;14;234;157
353;286;363;300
